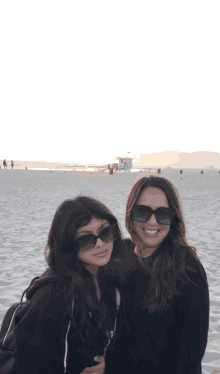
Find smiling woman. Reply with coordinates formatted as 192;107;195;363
105;176;209;374
131;187;173;258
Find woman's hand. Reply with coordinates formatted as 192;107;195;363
80;356;105;374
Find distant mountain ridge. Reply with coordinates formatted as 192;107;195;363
133;151;220;169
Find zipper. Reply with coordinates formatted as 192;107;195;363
63;289;120;372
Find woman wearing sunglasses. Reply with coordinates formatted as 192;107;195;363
13;196;125;374
105;176;209;374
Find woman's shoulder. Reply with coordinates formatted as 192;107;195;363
181;245;208;289
21;270;67;323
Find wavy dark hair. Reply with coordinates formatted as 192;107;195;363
125;176;201;313
44;196;125;347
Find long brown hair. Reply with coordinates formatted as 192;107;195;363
125;176;201;313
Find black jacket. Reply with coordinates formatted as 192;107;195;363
105;241;209;374
12;267;120;374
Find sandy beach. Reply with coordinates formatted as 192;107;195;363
0;169;220;373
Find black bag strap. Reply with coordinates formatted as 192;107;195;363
1;276;40;348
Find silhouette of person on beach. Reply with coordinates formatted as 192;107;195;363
11;160;14;169
3;159;7;169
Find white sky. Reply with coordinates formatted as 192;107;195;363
0;1;220;164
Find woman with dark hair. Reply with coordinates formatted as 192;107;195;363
105;176;209;374
13;196;125;374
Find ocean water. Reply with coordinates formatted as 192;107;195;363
0;169;220;373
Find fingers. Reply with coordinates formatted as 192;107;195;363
93;359;105;373
80;368;98;374
80;356;105;374
94;355;105;362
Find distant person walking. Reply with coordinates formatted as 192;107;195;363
3;159;7;169
11;160;14;169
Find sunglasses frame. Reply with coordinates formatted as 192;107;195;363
76;224;117;251
131;205;175;225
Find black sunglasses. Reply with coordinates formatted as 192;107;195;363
131;205;175;225
76;225;117;251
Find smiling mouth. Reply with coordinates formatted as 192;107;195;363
142;228;159;235
94;249;109;257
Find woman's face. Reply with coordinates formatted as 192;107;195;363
133;187;171;257
76;217;114;270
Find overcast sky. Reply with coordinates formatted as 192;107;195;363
1;1;220;164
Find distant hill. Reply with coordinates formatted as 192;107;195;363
133;151;220;169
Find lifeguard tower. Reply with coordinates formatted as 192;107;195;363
115;156;133;171
108;152;133;172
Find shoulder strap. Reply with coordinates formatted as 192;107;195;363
1;303;21;346
0;276;40;347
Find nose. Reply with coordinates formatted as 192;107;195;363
148;213;158;225
95;238;104;247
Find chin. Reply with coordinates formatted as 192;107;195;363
97;260;109;267
92;254;112;267
97;255;112;266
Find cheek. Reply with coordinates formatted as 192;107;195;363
78;251;93;263
134;224;147;239
133;222;141;234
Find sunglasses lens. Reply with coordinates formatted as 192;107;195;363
156;208;174;224
132;206;174;225
76;226;116;251
132;209;151;223
100;226;116;243
76;235;96;251
156;213;173;224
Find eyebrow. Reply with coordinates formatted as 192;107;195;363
77;222;109;235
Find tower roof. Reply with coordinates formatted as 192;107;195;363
115;156;133;160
